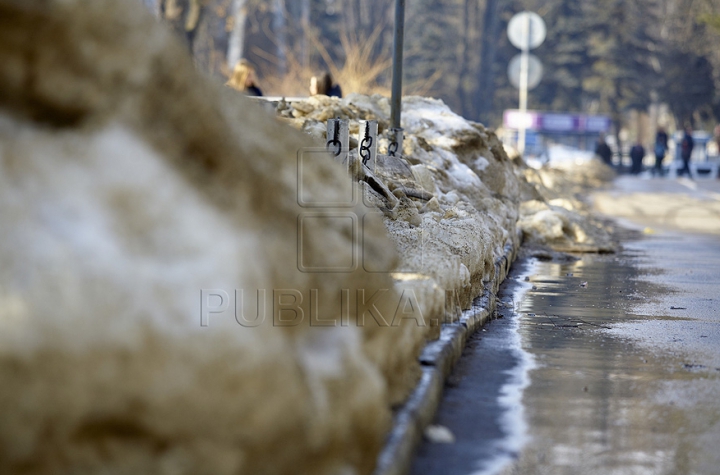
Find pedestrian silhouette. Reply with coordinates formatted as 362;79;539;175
653;127;668;177
630;141;645;175
226;59;263;96
678;125;694;178
595;135;613;166
310;72;342;98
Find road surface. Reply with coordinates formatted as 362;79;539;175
412;175;720;475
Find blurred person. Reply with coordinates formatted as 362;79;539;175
310;72;342;98
653;127;669;177
630;141;645;175
679;125;694;178
595;135;613;166
309;75;321;95
226;59;263;96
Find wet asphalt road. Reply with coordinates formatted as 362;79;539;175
411;176;720;475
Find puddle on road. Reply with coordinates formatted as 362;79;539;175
412;236;720;475
502;246;720;475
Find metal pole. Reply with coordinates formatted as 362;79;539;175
390;0;406;130
517;15;530;156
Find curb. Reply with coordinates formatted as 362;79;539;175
373;237;520;475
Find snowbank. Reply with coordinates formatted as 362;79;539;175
0;1;616;473
279;94;524;325
279;93;617;297
0;2;419;474
517;153;616;253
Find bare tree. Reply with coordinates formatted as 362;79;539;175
190;0;234;77
457;0;481;119
143;0;161;17
227;0;248;69
475;0;502;124
272;0;288;76
300;0;311;68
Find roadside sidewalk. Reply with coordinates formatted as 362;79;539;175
591;175;720;234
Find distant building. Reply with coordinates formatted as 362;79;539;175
501;109;612;157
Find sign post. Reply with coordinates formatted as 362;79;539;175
507;11;546;156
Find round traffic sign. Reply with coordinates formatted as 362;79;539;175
508;53;543;89
507;11;546;50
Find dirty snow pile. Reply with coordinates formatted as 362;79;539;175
0;2;418;474
517;151;616;253
278;93;616;275
0;1;615;475
278;94;528;327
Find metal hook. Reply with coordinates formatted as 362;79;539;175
326;120;342;157
360;124;373;164
388;141;399;157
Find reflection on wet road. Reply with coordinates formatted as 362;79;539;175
503;232;720;475
412;230;720;475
